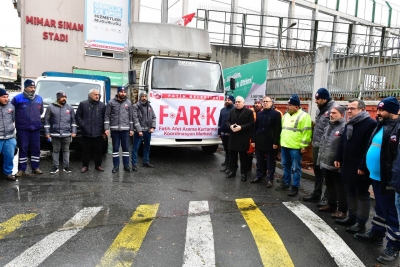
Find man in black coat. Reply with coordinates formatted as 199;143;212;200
218;95;235;172
250;96;282;187
226;96;254;181
75;89;107;173
354;97;400;264
334;99;376;233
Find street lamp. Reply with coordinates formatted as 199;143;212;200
276;22;297;76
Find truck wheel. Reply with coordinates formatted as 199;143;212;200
201;145;218;154
102;136;109;155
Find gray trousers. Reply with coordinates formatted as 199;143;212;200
51;137;71;167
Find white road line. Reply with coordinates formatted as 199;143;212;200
283;201;365;267
5;207;102;267
182;201;215;267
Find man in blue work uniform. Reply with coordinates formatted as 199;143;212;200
354;97;400;264
11;79;44;177
218;95;235;172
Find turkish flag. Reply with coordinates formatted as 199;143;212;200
182;12;195;26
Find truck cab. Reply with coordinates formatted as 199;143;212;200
35;72;110;153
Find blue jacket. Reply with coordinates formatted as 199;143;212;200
218;105;234;136
11;93;44;131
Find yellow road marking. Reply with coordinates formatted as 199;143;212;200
0;213;37;239
236;198;294;267
97;204;159;267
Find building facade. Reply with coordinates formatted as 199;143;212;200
0;47;19;82
17;0;125;83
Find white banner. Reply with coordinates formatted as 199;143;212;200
150;90;225;139
84;0;130;52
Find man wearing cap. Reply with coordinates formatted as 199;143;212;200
334;99;376;233
226;96;254;181
76;89;106;173
251;96;282;187
105;86;134;173
304;88;336;205
0;88;17;181
44;91;77;174
352;97;400;264
317;105;348;219
276;94;312;197
11;79;44;177
218;95;235;172
132;92;156;171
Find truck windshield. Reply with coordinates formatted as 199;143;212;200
36;81;101;105
151;58;223;92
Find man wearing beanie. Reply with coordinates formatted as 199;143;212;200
75;89;106;173
0;88;17;181
132;92;156;171
218;95;235;172
304;88;335;205
44;91;76;174
353;97;400;264
317;105;348;219
105;86;134;173
334;99;376;236
226;96;254;181
276;94;312;197
11;79;44;177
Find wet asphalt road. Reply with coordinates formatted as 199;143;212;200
0;145;387;267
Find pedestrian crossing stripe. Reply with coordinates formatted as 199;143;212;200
0;213;37;239
96;204;159;267
283;201;365;267
5;207;102;267
236;198;294;267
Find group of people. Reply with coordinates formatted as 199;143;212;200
0;80;156;180
218;88;400;264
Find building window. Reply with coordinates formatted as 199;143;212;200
4;70;8;76
85;49;102;57
114;53;123;59
85;49;122;59
0;70;3;75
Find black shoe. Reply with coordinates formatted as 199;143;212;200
288;186;298;197
132;165;138;172
276;183;291;191
225;169;231;174
377;247;399;264
112;166;119;173
346;223;366;234
354;230;383;246
316;197;328;207
335;216;357;226
220;166;228;172
124;166;132;173
241;173;247;182
143;163;154;168
302;194;320;202
226;171;236;178
221;162;228;167
250;177;262;183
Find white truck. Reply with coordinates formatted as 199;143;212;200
124;22;225;154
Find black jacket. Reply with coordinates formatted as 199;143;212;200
366;118;400;194
226;107;254;151
335;116;376;185
252;108;281;151
218;104;234;136
75;97;106;137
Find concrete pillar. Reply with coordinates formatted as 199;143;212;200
287;0;296;49
310;46;330;120
131;0;140;22
182;0;188;16
161;0;168;23
260;0;268;47
229;0;238;45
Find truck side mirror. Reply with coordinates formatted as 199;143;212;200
230;78;236;91
129;70;137;85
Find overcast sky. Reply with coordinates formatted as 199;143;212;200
1;0;399;48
